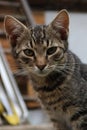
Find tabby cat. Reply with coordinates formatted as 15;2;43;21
4;10;87;130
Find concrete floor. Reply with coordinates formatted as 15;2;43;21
29;109;49;125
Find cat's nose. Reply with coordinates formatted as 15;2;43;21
37;64;46;71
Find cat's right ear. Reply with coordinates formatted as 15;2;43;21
48;9;69;40
4;15;27;47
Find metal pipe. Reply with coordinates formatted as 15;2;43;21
0;44;29;123
20;0;35;26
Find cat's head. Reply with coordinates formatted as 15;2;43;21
4;9;69;77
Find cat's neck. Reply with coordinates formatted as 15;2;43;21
29;73;46;86
29;71;66;92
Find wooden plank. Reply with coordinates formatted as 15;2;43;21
0;124;53;130
26;81;40;108
0;39;10;49
33;11;45;24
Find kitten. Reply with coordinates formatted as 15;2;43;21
4;10;87;130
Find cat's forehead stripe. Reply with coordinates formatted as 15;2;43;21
29;25;59;48
30;40;33;48
30;25;47;44
30;25;56;48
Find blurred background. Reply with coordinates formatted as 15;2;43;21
0;0;87;129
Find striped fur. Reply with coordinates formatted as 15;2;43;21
5;10;87;130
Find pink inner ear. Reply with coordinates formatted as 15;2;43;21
59;28;68;40
10;33;18;47
57;16;69;30
5;18;14;35
51;10;69;40
52;10;69;32
8;26;16;35
5;16;22;36
57;10;69;30
5;17;20;47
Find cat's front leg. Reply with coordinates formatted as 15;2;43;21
71;116;87;130
51;118;72;130
53;122;72;130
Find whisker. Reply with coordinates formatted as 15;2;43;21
55;62;80;81
12;68;28;75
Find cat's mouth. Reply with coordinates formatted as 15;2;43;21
34;68;49;76
37;71;47;76
26;65;56;77
33;65;56;77
28;66;52;77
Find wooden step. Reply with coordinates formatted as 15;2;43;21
0;124;53;130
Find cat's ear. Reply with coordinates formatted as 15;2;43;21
4;15;27;47
48;9;69;40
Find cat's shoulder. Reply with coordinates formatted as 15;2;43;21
68;50;87;81
80;63;87;81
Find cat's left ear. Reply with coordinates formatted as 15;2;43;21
4;15;27;47
48;9;69;40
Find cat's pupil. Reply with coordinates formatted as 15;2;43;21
23;49;34;57
47;47;57;55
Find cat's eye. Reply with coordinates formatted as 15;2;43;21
23;49;34;57
47;47;57;55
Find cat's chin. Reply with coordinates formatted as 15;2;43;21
33;71;49;77
37;72;49;77
29;69;51;77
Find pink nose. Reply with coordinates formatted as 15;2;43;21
36;64;46;71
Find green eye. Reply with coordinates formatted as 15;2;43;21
47;47;57;55
23;49;34;56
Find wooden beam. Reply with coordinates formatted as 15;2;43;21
0;124;53;130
